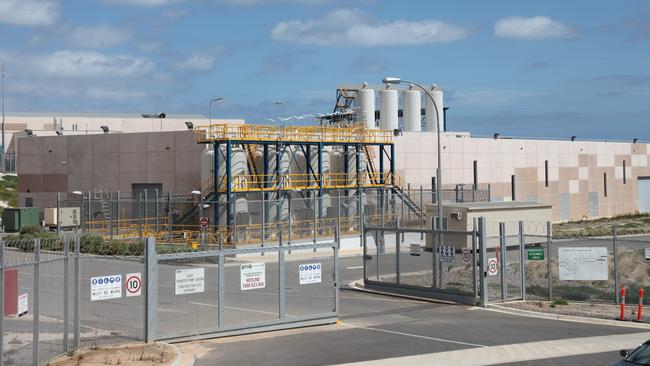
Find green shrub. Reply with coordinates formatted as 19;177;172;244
551;299;569;306
19;225;46;235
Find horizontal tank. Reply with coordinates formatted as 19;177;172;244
402;85;421;132
356;83;376;129
380;84;398;130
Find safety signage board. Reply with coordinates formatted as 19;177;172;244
487;258;498;276
410;244;422;256
559;247;608;281
438;245;456;262
17;293;28;318
299;263;322;285
241;262;266;291
175;268;205;295
126;273;142;297
200;217;209;231
645;248;650;260
90;274;122;301
461;248;472;264
528;247;545;260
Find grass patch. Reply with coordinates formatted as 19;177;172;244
0;174;16;208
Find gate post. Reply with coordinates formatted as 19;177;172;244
218;252;225;328
335;226;340;317
472;218;478;302
499;222;507;301
478;217;488;308
33;239;41;366
74;237;80;350
144;237;157;343
63;237;69;353
519;221;525;301
547;221;552;301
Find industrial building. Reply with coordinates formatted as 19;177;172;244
11;82;650;244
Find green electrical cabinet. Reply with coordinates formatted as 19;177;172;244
2;208;41;233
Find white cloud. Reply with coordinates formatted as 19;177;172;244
35;50;155;78
271;8;471;46
494;16;576;40
174;54;216;72
0;0;59;27
68;24;133;49
104;0;184;6
86;87;147;100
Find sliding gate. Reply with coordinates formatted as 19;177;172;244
363;220;483;305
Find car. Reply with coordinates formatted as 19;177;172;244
616;340;650;365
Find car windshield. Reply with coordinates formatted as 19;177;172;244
627;344;650;365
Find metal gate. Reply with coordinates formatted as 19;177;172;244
362;219;481;305
148;236;340;342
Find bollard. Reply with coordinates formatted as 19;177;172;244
639;288;645;322
620;287;626;321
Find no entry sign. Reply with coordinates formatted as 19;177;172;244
126;273;142;297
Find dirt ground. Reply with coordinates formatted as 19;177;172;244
48;343;176;366
502;300;650;322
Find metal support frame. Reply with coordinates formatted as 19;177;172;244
547;221;552;301
519;221;526;300
145;237;157;343
479;217;487;307
214;142;220;227
499;222;507;301
33;239;40;366
613;225;619;305
226;140;233;231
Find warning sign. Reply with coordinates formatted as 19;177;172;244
438;245;456;262
241;262;266;291
126;273;142;297
487;258;498;276
90;274;122;301
200;217;209;230
461;248;472;264
17;293;28;318
299;263;322;285
175;268;205;295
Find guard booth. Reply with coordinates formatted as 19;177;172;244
361;217;531;306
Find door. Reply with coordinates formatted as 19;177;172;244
637;177;650;213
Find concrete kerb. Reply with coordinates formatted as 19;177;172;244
346;280;457;305
484;303;650;330
167;342;196;366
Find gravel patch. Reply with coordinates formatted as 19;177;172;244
502;301;650;322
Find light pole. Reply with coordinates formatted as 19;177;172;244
274;100;285;128
383;77;443;231
2;63;5;160
209;97;224;124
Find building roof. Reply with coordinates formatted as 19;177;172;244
6;111;207;119
441;201;552;210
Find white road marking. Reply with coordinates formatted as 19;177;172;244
346;266;364;270
335;332;650;366
340;323;487;348
158;308;188;314
188;301;288;317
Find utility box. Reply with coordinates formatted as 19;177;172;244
2;207;41;233
44;207;81;228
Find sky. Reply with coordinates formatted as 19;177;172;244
0;0;649;140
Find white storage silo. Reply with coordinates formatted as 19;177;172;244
356;83;376;129
402;85;422;132
424;84;444;132
379;84;398;130
200;147;214;188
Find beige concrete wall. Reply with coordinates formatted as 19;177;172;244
4;113;243;153
17;130;204;208
393;132;647;221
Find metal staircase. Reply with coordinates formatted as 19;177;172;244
389;175;425;220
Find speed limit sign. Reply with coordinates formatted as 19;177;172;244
126;273;142;297
487;258;498;276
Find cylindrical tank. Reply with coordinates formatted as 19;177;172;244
379;84;398;130
402;85;421;132
320;193;331;217
200;147;214;187
356;83;376;129
424;84;444;132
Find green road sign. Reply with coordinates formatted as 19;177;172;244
527;247;545;260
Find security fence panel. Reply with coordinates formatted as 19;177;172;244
523;222;551;300
364;232;379;282
2;261;36;366
363;225;480;305
156;255;220;340
616;236;650;304
224;249;280;328
284;247;336;318
398;232;431;288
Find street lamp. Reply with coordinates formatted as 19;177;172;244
209;97;224;124
382;77;443;232
274;100;285;128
